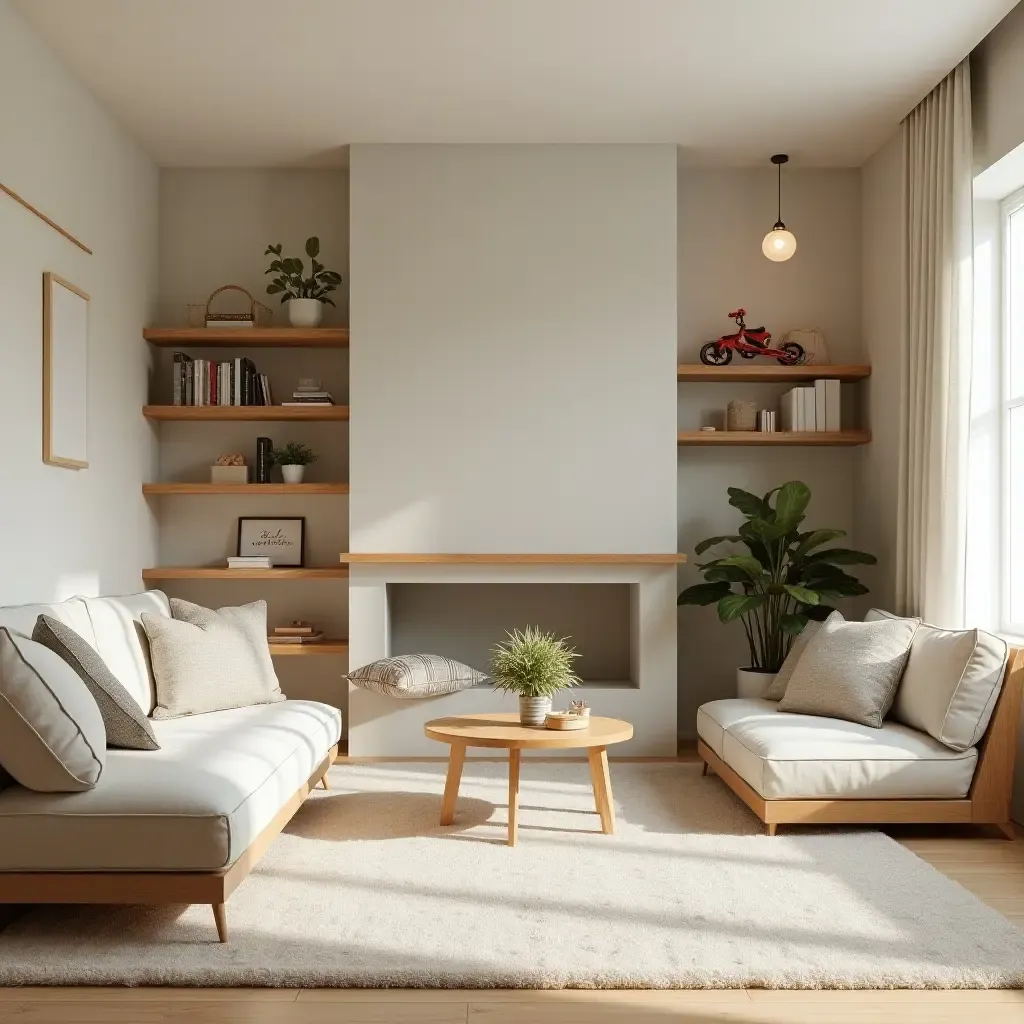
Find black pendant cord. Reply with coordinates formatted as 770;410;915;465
770;153;788;231
777;161;782;225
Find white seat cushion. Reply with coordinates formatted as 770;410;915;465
696;698;779;759
698;699;977;800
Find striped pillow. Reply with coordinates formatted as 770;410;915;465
346;654;486;699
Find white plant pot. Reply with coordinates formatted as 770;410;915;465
288;298;323;328
737;668;776;699
280;464;305;484
518;695;552;727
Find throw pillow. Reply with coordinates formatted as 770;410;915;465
0;627;106;791
762;616;827;701
142;598;284;720
347;654;487;699
779;612;918;728
32;615;159;751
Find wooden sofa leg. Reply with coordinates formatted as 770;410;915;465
701;761;709;777
995;822;1017;841
212;903;228;943
766;823;777;837
320;773;330;791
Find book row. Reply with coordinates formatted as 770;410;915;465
172;354;274;406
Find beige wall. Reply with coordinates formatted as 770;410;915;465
0;0;159;605
676;167;865;735
973;0;1024;173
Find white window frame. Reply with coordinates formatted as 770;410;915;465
1000;184;1024;637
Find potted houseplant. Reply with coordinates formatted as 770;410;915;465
270;442;318;484
678;481;875;698
264;237;342;328
490;626;581;726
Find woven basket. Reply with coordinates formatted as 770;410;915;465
727;399;759;432
187;285;272;328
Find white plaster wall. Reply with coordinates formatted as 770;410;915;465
973;1;1024;174
676;167;865;737
0;0;159;604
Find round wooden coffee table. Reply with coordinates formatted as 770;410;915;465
424;713;633;846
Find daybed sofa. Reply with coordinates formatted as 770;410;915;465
697;610;1023;837
0;591;341;942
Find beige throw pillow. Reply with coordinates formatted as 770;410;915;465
762;616;828;701
142;599;284;719
779;612;918;728
0;628;106;791
347;654;486;699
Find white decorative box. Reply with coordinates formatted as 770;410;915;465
210;465;249;484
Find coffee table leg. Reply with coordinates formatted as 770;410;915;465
588;746;616;834
508;748;521;847
440;743;466;826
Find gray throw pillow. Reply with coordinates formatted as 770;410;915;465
0;627;106;791
347;654;486;699
32;615;159;751
142;598;284;719
779;612;919;728
763;616;827;701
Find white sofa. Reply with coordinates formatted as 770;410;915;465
697;620;1023;838
0;591;342;941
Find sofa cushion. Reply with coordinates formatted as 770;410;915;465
779;612;918;728
701;699;977;800
0;699;341;872
0;598;94;646
696;698;780;759
82;592;170;717
32;615;160;751
763;615;827;701
865;609;1007;752
0;629;106;792
347;654;487;699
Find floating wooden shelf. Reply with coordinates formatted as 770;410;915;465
678;430;871;447
142;566;349;580
341;553;687;565
143;327;350;348
677;364;871;383
143;405;350;422
142;482;349;495
268;639;349;657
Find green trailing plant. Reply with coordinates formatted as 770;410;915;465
490;626;582;698
269;442;318;467
264;237;342;305
677;481;876;672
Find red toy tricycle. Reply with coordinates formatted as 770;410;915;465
699;309;805;366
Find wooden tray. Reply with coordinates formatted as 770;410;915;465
544;713;590;731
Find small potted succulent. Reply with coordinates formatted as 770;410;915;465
264;237;342;328
270;442;318;484
490;626;581;726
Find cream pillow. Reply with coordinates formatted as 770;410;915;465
0;628;106;791
779;612;918;728
142;599;284;719
762;616;828;701
347;654;486;699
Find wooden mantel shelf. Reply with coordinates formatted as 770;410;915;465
340;553;687;565
144;327;349;347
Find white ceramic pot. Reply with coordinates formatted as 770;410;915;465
519;695;552;727
281;464;305;484
737;668;776;699
288;298;323;328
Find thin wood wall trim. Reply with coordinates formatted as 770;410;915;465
1;183;92;255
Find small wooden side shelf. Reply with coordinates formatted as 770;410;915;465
677;364;871;383
678;430;871;447
269;640;349;657
341;553;688;565
143;327;350;348
143;406;350;422
142;482;349;495
142;567;350;581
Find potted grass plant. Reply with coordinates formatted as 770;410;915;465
677;481;875;698
490;626;582;726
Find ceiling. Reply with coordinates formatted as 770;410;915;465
14;0;1017;168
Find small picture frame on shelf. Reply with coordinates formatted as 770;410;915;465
237;516;306;567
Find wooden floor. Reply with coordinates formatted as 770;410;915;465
0;813;1021;1022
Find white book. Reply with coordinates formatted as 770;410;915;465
825;379;841;430
801;387;816;431
780;390;794;432
814;380;827;432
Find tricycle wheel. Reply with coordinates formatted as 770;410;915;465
778;342;805;366
700;342;732;366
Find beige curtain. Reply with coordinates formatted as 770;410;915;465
896;60;973;627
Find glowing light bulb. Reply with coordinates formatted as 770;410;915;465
762;226;797;262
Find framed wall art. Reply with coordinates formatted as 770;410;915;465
237;516;306;566
42;272;90;469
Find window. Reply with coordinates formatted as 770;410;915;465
1002;186;1024;635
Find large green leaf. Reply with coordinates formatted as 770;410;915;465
704;565;753;584
717;593;766;622
747;516;789;542
805;604;836;621
677;581;731;606
693;534;741;556
773;481;811;531
727;488;770;520
784;584;820;605
805;548;877;566
716;554;766;579
780;612;809;635
792;528;847;559
305;236;320;258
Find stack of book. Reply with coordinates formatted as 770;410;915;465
172;354;273;407
282;379;334;407
226;555;273;570
780;380;841;432
269;621;324;645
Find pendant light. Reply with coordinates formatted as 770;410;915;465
761;154;797;262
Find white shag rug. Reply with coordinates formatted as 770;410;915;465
2;761;1023;989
